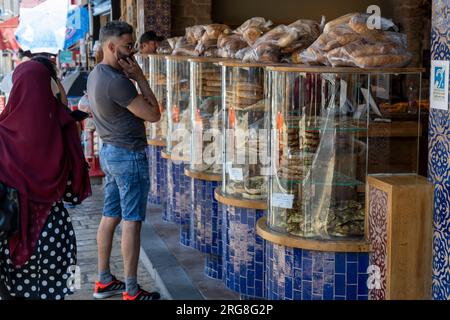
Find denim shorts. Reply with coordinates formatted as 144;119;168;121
100;143;150;222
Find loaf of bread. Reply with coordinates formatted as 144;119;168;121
323;13;358;34
204;24;232;39
353;54;412;68
243;27;264;46
185;25;206;44
235;17;273;35
348;13;399;34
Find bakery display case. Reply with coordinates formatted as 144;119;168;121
266;65;424;241
148;54;168;144
166;55;191;160
220;61;270;202
189;57;223;175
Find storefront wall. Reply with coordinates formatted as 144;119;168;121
430;0;450;300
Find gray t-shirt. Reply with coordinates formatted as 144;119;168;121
87;64;147;151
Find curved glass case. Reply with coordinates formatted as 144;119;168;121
267;66;423;240
148;54;168;143
166;56;191;159
221;61;270;201
189;58;223;175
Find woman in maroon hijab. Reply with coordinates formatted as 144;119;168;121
0;61;91;300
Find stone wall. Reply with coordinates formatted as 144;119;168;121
171;0;212;36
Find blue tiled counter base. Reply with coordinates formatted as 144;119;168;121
164;161;191;229
265;242;369;300
191;179;223;279
205;253;223;280
179;176;193;247
147;145;166;208
223;206;266;299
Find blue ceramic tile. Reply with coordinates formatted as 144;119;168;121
294;272;302;291
313;255;324;273
312;295;323;300
358;295;368;301
294;249;302;269
313;273;324;295
335;296;346;300
303;259;312;281
285;277;293;300
358;274;368;296
255;282;263;298
303;250;312;259
293;289;302;300
346;284;357;300
335;253;346;274
347;253;358;262
358;254;369;273
255;263;263;277
335;274;346;296
347;263;357;285
324;283;334;300
302;281;312;300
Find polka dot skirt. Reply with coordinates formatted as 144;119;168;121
0;183;78;300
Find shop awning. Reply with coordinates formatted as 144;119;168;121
0;17;20;51
20;0;47;8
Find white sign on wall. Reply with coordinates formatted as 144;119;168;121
430;60;449;111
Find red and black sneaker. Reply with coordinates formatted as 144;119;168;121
93;276;126;299
123;286;161;301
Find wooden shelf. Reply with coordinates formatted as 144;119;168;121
185;169;222;182
188;57;228;63
165;55;192;62
256;217;372;253
219;60;279;68
214;188;268;210
147;139;166;147
267;65;426;74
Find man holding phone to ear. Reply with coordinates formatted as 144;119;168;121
87;21;161;301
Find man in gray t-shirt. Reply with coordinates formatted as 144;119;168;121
87;63;147;150
88;21;161;301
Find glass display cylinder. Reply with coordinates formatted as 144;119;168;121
147;54;168;143
166;56;191;159
221;61;270;201
189;58;223;175
267;66;423;241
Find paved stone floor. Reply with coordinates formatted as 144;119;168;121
66;182;162;300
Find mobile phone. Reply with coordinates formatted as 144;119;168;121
70;109;90;122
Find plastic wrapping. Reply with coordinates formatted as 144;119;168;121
234;17;273;35
217;34;248;58
204;24;232;39
172;37;199;56
348;13;399;34
243;27;265;46
185;25;206;44
242;42;280;63
156;40;173;54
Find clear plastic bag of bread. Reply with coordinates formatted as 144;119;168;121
327;33;412;68
217;34;248;58
185;25;206;45
204;24;232;40
234;17;273;35
242;42;280;63
156;39;173;54
172;37;199;56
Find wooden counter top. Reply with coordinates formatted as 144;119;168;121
184;169;222;182
214;188;268;210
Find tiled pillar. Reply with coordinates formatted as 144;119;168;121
141;0;171;38
430;0;450;300
165;161;191;231
147;145;167;208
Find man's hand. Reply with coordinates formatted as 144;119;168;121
118;57;146;82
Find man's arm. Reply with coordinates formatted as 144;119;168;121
118;57;161;123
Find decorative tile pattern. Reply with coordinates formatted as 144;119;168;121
143;0;171;38
265;243;369;300
430;0;450;300
164;161;191;231
223;206;266;299
191;179;223;279
368;186;388;300
147;145;167;208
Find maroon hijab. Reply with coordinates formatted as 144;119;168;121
0;61;91;267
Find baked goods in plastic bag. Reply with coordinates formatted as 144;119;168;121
172;37;199;56
348;13;399;34
204;24;232;39
243;27;265;46
156;40;173;54
235;17;273;35
242;42;280;63
186;25;206;44
217;34;248;58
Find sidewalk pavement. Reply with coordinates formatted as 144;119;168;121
66;181;162;300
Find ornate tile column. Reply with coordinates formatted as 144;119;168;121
430;0;450;300
138;0;171;38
